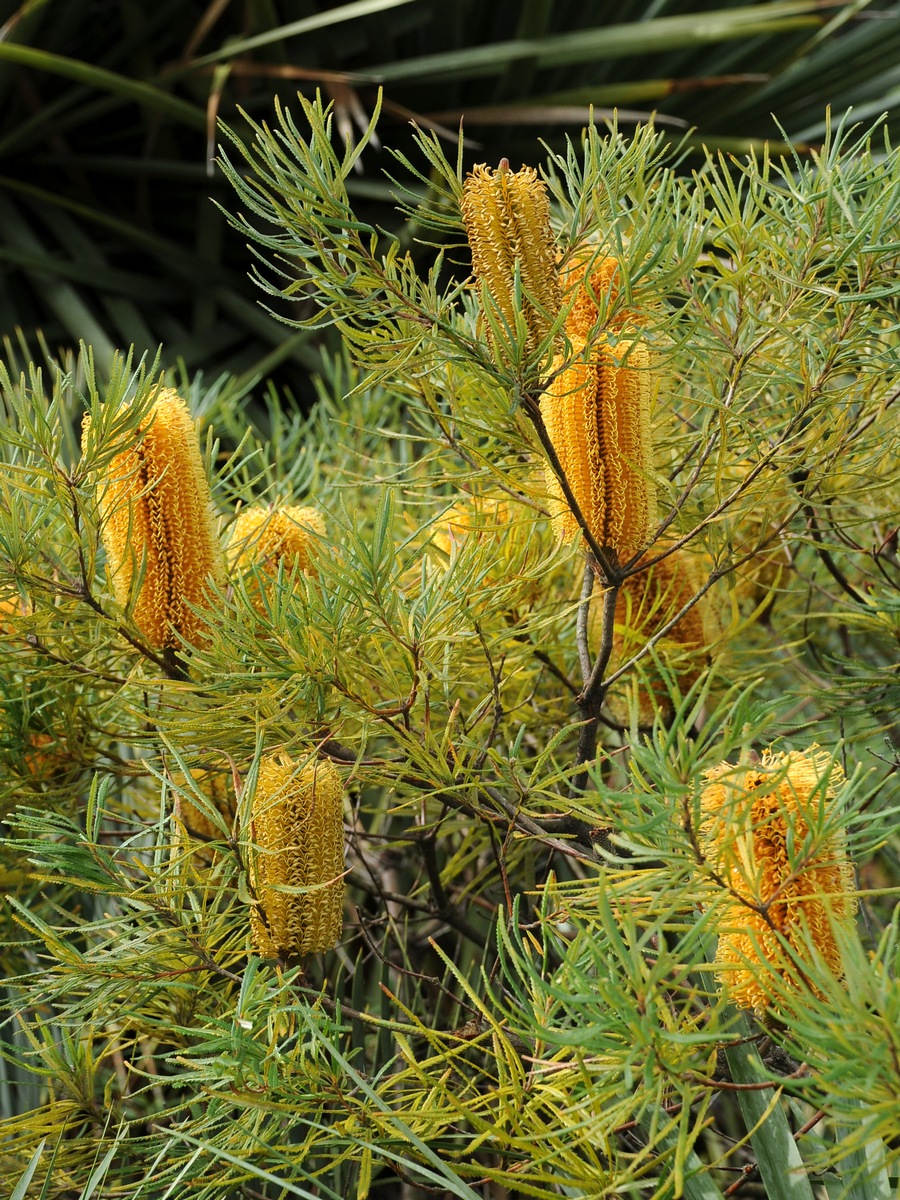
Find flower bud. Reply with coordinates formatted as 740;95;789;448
229;505;325;579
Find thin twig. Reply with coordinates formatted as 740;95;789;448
723;1163;759;1196
798;492;868;605
530;647;578;694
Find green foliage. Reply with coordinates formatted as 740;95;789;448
1;97;899;1197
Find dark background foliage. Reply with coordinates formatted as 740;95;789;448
2;0;900;401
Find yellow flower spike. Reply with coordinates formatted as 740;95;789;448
700;747;856;1013
228;505;325;579
540;333;656;558
428;496;509;561
561;251;633;339
249;754;345;959
84;389;225;650
461;161;561;361
595;547;715;727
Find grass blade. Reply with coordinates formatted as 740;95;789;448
0;43;206;130
724;1015;816;1200
182;0;419;71
369;1;833;82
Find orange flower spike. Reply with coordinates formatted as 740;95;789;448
701;748;856;1012
461;161;561;360
540;334;656;558
541;238;657;558
85;389;224;649
249;754;345;959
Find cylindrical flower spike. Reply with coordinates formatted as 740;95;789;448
560;251;632;340
428;496;509;561
700;748;856;1012
229;505;325;578
461;161;561;361
593;547;715;727
84;389;224;649
249;754;345;959
540;239;658;559
540;333;656;558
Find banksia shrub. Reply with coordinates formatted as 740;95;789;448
540;332;656;557
84;389;225;650
596;547;714;726
228;505;325;580
5;99;900;1200
461;161;561;361
700;748;856;1012
249;754;345;959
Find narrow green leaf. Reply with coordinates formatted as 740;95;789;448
81;1145;118;1199
0;43;207;130
10;1140;46;1200
369;2;829;82
835;1100;891;1200
299;1008;485;1200
182;0;418;71
159;1130;339;1200
0;175;319;367
724;1014;816;1200
639;1109;727;1200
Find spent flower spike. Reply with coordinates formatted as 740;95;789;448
596;546;714;726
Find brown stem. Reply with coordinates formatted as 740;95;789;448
571;577;619;794
575;557;595;686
